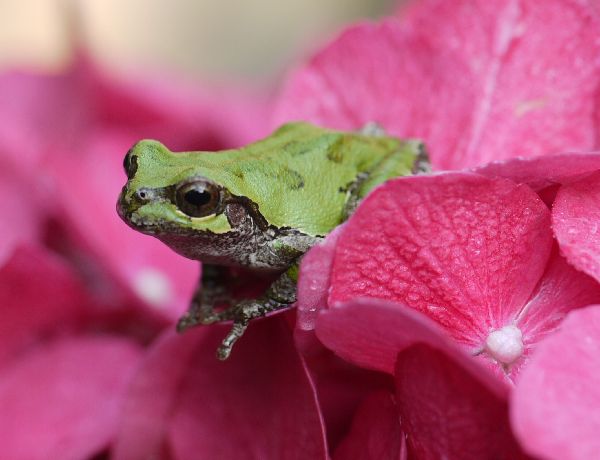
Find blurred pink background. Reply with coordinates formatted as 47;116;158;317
0;0;394;81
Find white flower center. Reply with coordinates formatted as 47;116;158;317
133;268;173;308
485;324;524;364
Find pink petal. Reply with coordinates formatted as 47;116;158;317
333;391;405;460
300;345;392;451
517;249;600;350
329;173;552;347
0;159;44;266
480;248;600;381
316;300;508;399
274;1;600;169
316;300;524;458
552;170;600;283
113;317;327;460
112;330;197;460
272;19;476;169
0;336;142;460
297;230;395;452
316;299;450;374
295;225;344;353
474;152;600;192
0;245;88;368
396;344;527;459
511;305;600;460
0;67;89;167
401;0;600;167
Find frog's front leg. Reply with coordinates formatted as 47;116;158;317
215;265;298;360
176;264;231;332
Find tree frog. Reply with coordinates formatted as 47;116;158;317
117;122;427;359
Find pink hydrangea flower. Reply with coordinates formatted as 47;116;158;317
293;171;600;456
512;305;600;460
274;0;600;170
477;153;600;287
4;0;600;457
272;0;600;456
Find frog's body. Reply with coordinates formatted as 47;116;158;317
118;122;426;359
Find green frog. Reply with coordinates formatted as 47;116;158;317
117;122;427;359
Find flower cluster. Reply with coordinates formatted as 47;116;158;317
2;0;600;459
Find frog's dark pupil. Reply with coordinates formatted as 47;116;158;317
176;180;219;217
185;189;211;207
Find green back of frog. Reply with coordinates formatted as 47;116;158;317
131;122;420;237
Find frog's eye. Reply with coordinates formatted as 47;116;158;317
175;179;221;218
123;150;138;179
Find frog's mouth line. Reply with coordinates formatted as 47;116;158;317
116;202;226;238
116;199;160;235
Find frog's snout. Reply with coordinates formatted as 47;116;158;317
117;185;155;219
116;186;134;221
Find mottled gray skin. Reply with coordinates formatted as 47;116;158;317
155;213;319;271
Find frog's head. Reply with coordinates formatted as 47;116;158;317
117;140;264;263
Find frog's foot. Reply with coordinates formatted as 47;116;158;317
176;302;235;333
215;298;291;360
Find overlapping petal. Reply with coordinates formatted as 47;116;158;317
295;225;344;352
300;170;600;386
0;159;45;266
316;299;469;376
552;170;600;284
512;305;600;460
475;152;600;192
396;344;527;459
333;390;405;460
0;337;142;460
0;245;88;367
274;0;600;169
315;299;526;458
329;173;552;348
516;249;600;351
113;317;327;460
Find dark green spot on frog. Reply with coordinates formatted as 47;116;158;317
117;122;428;359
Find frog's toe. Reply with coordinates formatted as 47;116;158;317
216;321;249;360
176;313;197;333
177;311;221;332
198;314;221;325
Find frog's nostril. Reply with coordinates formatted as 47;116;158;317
136;188;153;202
